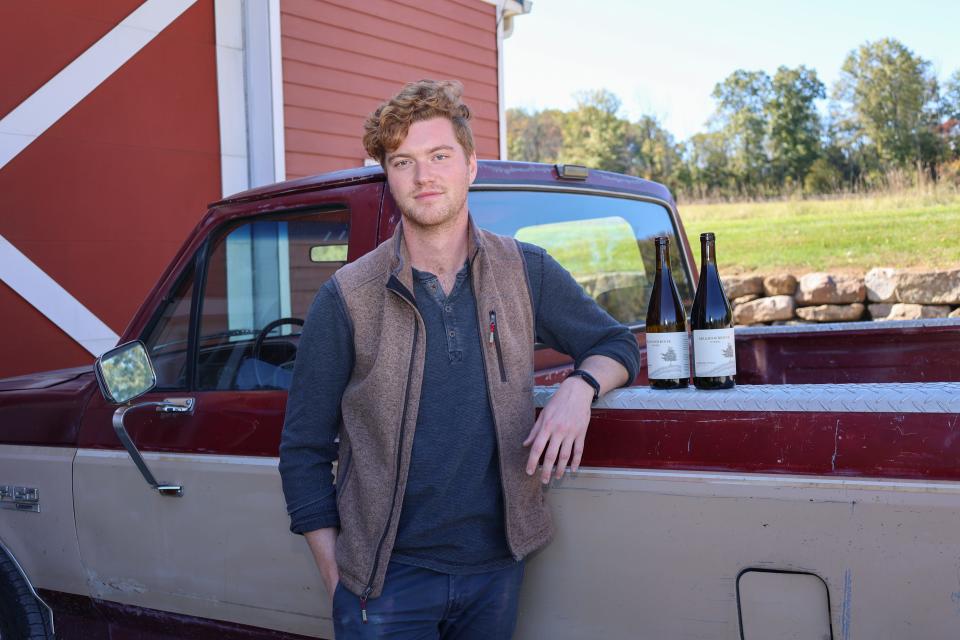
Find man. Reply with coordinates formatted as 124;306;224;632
279;79;639;638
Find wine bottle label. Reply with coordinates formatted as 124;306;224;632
646;332;690;380
693;328;736;376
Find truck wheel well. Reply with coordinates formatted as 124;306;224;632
0;541;54;639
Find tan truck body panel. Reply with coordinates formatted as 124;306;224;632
6;442;958;638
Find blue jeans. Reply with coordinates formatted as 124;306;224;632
333;560;525;639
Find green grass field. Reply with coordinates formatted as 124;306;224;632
516;217;643;278
679;191;960;274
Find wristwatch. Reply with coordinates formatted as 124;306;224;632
567;369;600;403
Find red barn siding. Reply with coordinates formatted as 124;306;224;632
0;0;221;378
0;0;144;117
0;283;92;375
281;0;500;179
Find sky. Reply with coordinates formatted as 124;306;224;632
502;0;960;142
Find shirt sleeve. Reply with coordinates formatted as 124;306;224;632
520;242;641;386
278;279;354;534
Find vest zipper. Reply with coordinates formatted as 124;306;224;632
489;311;507;382
474;298;519;561
360;297;419;622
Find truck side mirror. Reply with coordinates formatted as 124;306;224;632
93;341;185;497
94;340;157;404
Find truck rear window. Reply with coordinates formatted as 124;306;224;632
468;189;692;328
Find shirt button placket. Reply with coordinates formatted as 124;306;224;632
445;301;460;356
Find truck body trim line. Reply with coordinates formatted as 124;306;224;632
71;448;960;493
566;467;960;493
535;382;960;414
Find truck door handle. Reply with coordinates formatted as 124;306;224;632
110;398;194;497
156;397;194;413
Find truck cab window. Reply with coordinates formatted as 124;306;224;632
141;268;194;390
468;189;693;327
196;210;349;391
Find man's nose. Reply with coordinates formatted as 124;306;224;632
414;161;434;185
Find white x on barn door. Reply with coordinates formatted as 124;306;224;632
0;0;196;357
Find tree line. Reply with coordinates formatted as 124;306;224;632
507;38;960;200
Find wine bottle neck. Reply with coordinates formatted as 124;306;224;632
700;239;716;266
655;242;670;272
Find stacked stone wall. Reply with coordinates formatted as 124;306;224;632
724;269;960;326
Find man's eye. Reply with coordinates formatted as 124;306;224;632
393;159;410;168
434;153;449;161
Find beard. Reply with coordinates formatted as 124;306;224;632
396;182;469;233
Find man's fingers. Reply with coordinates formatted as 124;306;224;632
571;437;585;473
540;437;562;484
527;429;550;476
523;412;543;447
526;427;550;475
555;438;574;479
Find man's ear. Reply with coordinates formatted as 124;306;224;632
467;151;478;184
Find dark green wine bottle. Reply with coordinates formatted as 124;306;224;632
645;237;689;389
690;233;736;389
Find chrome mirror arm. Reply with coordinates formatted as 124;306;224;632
111;398;194;497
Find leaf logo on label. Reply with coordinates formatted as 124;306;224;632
722;344;734;358
661;347;677;362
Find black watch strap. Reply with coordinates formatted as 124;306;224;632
568;369;601;403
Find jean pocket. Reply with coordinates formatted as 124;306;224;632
331;579;347;616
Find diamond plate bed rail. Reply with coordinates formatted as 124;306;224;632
734;317;960;336
533;382;960;414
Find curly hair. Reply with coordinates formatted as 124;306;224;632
362;79;475;166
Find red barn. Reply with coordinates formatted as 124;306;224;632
0;0;529;378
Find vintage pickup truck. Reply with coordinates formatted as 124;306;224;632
2;161;959;639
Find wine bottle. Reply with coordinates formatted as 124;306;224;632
690;232;736;389
645;237;689;389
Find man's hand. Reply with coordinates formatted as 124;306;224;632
304;528;339;604
523;355;629;483
524;375;593;482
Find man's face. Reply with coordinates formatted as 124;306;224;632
384;117;478;231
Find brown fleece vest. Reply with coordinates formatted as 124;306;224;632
331;219;553;598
